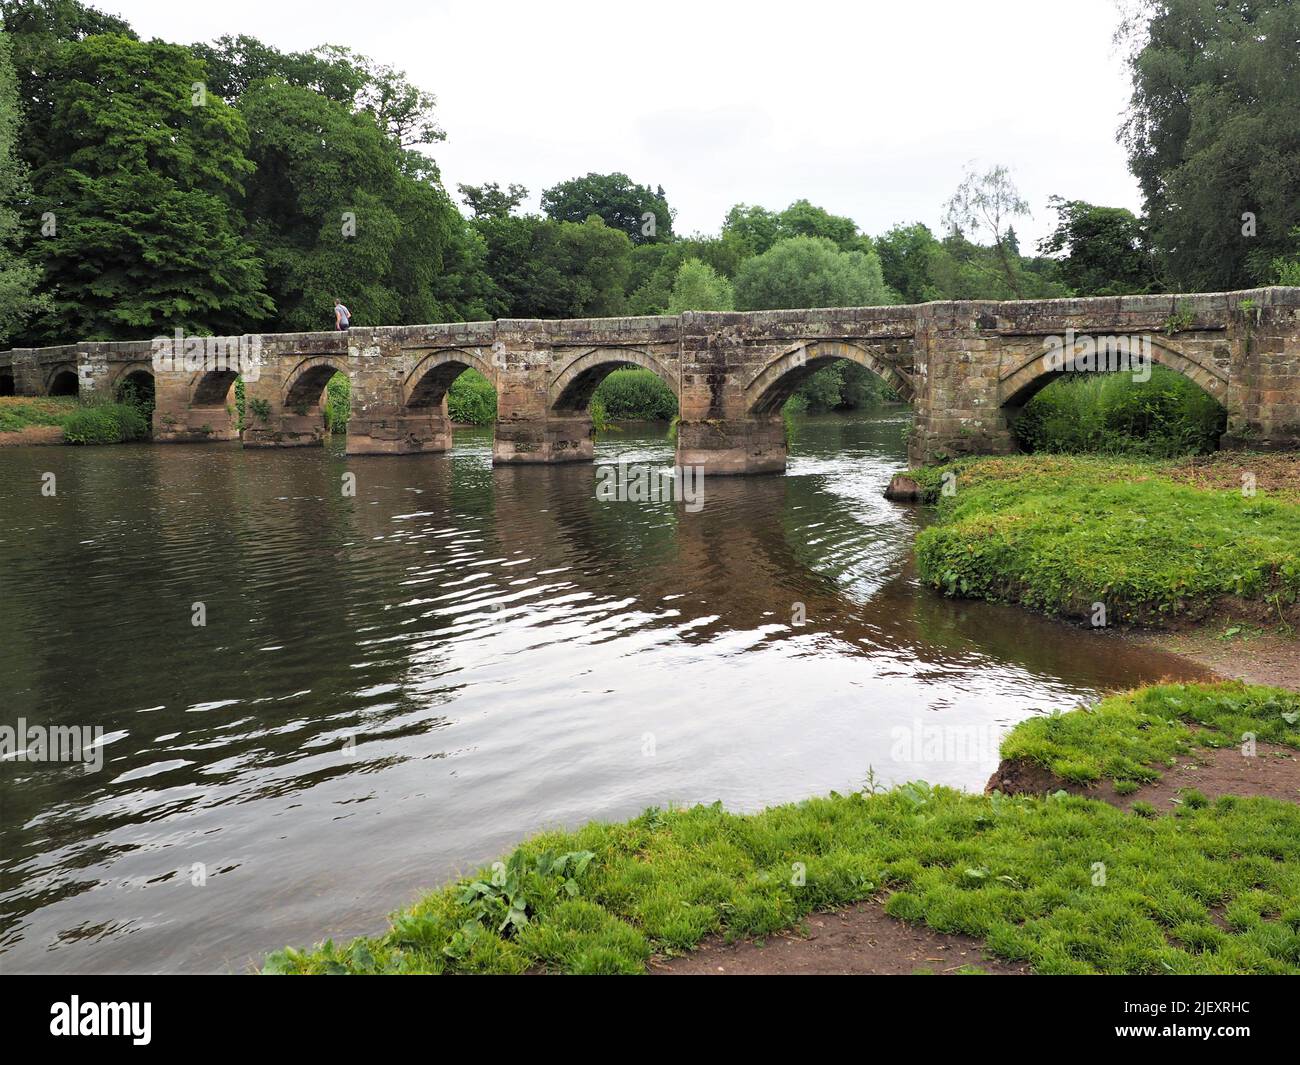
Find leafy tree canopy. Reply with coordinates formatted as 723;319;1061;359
30;33;271;340
734;235;894;311
1121;0;1300;288
541;172;673;245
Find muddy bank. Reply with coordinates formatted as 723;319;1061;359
1134;626;1300;692
651;900;1028;976
0;425;65;446
986;743;1300;811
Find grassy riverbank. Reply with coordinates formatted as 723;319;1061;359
910;454;1300;626
0;396;150;444
265;681;1300;976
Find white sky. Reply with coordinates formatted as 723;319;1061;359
100;0;1143;247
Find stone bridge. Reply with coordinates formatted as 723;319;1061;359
2;287;1297;470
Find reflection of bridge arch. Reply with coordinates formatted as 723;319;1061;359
402;348;496;408
282;356;349;408
548;347;678;413
746;340;915;414
999;334;1229;408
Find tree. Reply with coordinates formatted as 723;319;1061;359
1038;197;1159;296
28;34;270;341
1120;0;1300;288
457;181;528;220
943;164;1030;298
541;172;673;245
876;223;947;304
776;199;867;251
190;34;360;104
472;213;631;319
1;0;136;174
239;79;468;331
665;258;733;313
734;235;893;311
0;30;44;343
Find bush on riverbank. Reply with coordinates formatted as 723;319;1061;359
1014;367;1227;457
591;368;678;421
323;373;350;433
1000;681;1300;786
911;455;1300;625
447;369;497;425
265;683;1300;975
61;400;150;444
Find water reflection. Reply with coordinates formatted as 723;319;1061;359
0;410;1208;973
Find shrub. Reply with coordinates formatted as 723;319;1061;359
1014;367;1226;458
61;402;149;444
590;368;677;421
323;373;350;433
447;369;497;425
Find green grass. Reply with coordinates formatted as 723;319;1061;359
1001;681;1300;786
912;455;1300;624
264;685;1300;977
0;396;78;432
0;395;149;443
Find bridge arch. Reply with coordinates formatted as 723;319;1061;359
46;365;79;396
745;340;915;415
402;348;496;408
189;368;239;407
283;356;350;410
548;347;678;413
999;334;1229;409
0;368;15;395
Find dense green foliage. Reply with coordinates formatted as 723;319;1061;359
914;455;1300;624
0;31;43;344
734;235;894;310
446;369;496;425
1001;682;1300;786
1037;197;1159;296
27;33;272;341
1121;0;1300;288
59;398;148;443
590;368;678;421
266;682;1300;975
323;373;349;433
1014;367;1227;457
541;172;672;245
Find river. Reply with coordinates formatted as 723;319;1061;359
0;409;1205;974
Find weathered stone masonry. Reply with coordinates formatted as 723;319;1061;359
2;287;1297;471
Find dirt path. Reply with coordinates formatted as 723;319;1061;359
651;900;1028;976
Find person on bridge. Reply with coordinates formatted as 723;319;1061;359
334;299;351;331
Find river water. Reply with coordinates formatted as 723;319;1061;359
0;409;1205;974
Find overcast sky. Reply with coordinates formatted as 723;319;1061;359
101;0;1143;247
